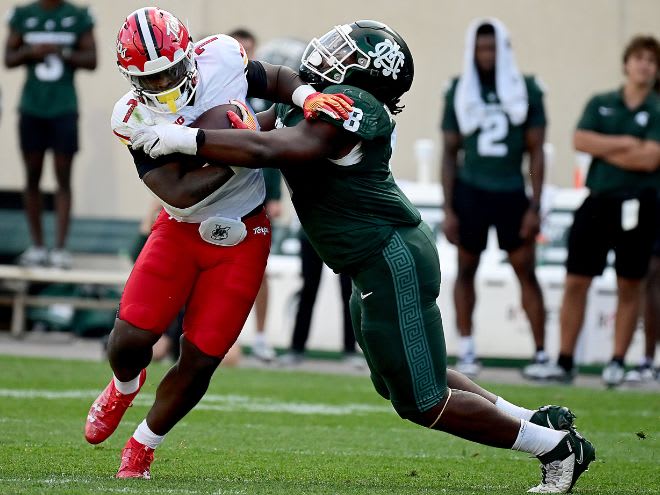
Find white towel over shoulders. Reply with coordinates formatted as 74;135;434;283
454;18;528;136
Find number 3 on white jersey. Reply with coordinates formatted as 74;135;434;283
478;112;508;157
343;108;364;132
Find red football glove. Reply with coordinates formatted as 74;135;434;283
303;92;354;121
226;100;257;130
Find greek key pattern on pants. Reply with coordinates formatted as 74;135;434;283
383;232;441;411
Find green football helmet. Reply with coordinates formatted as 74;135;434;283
300;20;414;111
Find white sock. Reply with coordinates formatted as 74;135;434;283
511;420;566;456
495;396;535;421
113;373;141;395
458;336;475;359
133;419;165;449
254;332;266;345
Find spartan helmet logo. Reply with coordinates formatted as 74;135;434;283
211;224;230;240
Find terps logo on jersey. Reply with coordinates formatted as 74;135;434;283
368;39;405;80
211;224;230;241
252;226;270;236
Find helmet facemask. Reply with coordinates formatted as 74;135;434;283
121;45;198;114
301;25;370;85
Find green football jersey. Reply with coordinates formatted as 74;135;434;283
577;88;660;194
441;75;546;191
274;84;421;274
7;1;94;117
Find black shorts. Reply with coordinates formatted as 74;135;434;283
452;180;529;254
19;112;78;154
566;191;658;279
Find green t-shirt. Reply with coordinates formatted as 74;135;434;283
441;75;546;191
577;88;660;194
274;84;421;273
7;1;94;117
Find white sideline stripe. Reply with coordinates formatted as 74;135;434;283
0;389;391;415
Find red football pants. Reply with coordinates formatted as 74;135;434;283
118;208;271;357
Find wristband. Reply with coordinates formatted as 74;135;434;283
292;84;316;108
195;129;205;152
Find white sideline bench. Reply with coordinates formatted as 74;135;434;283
0;262;131;338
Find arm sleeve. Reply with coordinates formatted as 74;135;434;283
129;147;179;179
245;60;268;98
576;95;601;132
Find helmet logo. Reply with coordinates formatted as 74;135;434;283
164;13;181;40
116;38;127;59
367;39;405;80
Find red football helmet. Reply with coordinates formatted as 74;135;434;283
116;7;198;113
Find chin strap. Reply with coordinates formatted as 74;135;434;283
428;388;452;429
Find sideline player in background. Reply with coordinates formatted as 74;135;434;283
133;20;595;493
441;19;547;376
83;7;352;479
4;0;96;268
524;35;660;387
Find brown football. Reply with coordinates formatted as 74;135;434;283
182;103;241;170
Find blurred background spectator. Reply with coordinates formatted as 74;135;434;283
278;230;363;368
441;18;547;377
524;35;660;387
4;0;96;269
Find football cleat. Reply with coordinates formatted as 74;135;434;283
530;405;576;431
85;369;146;444
116;437;155;479
528;428;596;493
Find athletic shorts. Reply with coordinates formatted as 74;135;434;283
349;222;448;418
19;112;79;154
566;191;658;279
452;180;529;254
118;206;271;358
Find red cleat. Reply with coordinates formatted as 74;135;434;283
84;369;146;444
116;437;155;479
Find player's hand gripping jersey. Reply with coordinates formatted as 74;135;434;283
111;34;264;223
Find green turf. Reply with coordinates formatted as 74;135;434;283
0;355;657;494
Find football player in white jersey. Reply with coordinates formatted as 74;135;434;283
84;7;353;479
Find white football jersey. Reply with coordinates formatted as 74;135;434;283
110;34;265;223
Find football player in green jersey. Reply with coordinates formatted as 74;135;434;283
4;0;96;268
132;21;594;493
441;19;547;376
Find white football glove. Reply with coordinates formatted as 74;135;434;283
131;124;199;158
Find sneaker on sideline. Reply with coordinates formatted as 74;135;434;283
251;339;276;362
523;362;575;383
455;354;482;378
601;361;625;388
49;248;73;269
18;246;49;267
624;364;657;384
277;351;304;367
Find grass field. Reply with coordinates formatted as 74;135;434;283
0;355;658;495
